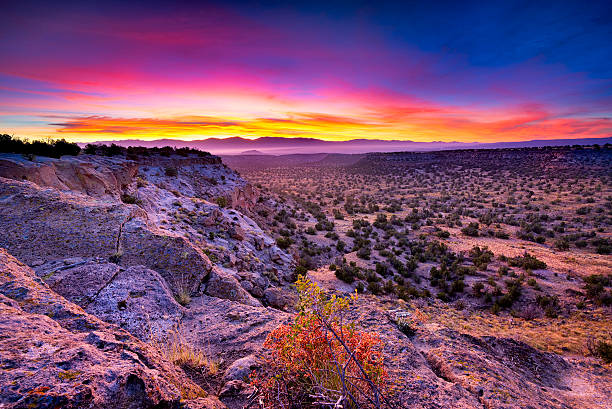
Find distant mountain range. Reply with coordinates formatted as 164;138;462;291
86;136;612;155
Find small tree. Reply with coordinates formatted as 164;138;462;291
252;276;391;408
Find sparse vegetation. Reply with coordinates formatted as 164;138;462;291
155;331;218;374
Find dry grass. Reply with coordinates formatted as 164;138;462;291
172;273;192;306
173;288;191;306
152;332;219;375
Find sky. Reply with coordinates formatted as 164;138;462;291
1;0;611;143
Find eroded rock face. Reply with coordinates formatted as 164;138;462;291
35;260;184;339
0;153;294;304
84;264;185;339
29;256;287;366
0;178;126;265
0;154;138;200
0;248;204;409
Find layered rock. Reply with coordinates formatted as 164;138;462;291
0;152;294;306
31;256;287;361
0;154;137;200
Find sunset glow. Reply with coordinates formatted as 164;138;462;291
1;1;611;143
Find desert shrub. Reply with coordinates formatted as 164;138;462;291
592;237;611;254
469;246;493;270
450;279;465;294
375;263;388;276
367;281;383;295
536;294;560;318
512;303;541;320
153;331;218;375
120;193;141;205
397;318;415;337
357;246;371;260
554;238;570;251
335;264;358;284
492;278;522;311
276;236;293;250
527;278;540;290
435;229;450;238
472;282;484;297
174;288;191;306
215;196;228;208
394;311;422;337
583;274;612;306
587;338;612;363
576;206;590;215
494;230;509;239
461;222;480;237
252;277;391;408
507;252;547;270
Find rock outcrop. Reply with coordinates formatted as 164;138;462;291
0;248;206;409
0;152;294;305
0;154;138;200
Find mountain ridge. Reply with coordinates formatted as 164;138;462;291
83;136;612;155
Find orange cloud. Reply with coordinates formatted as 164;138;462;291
45;110;612;143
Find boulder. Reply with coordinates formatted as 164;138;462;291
223;355;258;382
204;268;260;307
264;287;297;311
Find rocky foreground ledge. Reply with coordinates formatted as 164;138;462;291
0;248;215;408
0;152;610;408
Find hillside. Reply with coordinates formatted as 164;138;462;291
0;146;610;408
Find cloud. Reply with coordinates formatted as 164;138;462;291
1;1;610;142
44;111;612;142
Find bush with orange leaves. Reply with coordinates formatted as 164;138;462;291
250;276;392;409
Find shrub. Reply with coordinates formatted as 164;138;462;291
252;277;391;408
469;246;493;270
587;338;612;363
367;281;383;295
357;246;371;260
121;193;141;205
276;236;293;250
583;274;612;306
507;252;547;270
494;230;509;239
335;265;357;283
461;222;479;237
435;229;450;239
554;238;570;251
536;294;560;318
472;282;485;297
174;288;191;306
153;331;218;375
216;196;227;208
